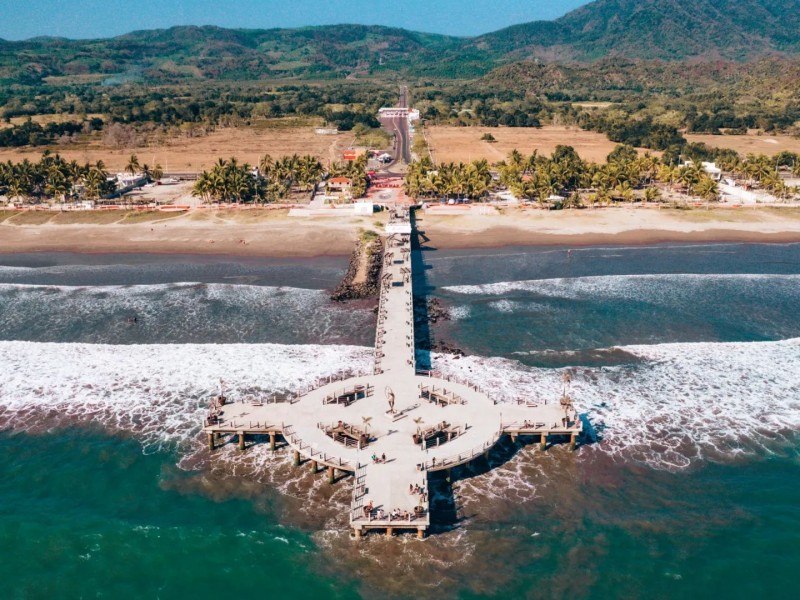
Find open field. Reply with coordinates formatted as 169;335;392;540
425;125;635;164
0;126;355;172
685;132;800;156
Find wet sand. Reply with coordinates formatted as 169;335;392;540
2;207;800;257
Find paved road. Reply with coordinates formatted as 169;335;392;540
379;86;412;165
399;85;408;109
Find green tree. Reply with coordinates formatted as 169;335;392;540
125;154;140;176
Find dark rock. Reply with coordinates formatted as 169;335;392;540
330;237;385;302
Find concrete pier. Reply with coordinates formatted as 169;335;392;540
202;207;582;538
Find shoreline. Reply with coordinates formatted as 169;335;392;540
2;207;800;258
3;229;800;261
426;228;800;250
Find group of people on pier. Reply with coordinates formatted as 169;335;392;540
361;502;426;522
409;483;428;504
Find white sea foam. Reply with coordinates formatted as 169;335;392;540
0;281;328;301
447;305;472;321
432;338;800;469
443;273;800;300
1;338;798;472
0;340;372;455
488;299;518;313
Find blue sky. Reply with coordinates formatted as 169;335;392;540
0;0;590;40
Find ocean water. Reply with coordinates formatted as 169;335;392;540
0;245;799;599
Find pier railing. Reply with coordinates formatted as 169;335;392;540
318;421;369;449
241;392;296;405
350;463;369;522
283;424;356;470
415;370;499;403
296;371;370;396
373;225;416;375
501;416;582;433
422;428;504;472
350;465;429;525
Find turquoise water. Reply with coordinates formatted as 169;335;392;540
0;430;355;599
1;430;798;598
0;245;799;598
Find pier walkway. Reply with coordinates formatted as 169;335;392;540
203;208;582;538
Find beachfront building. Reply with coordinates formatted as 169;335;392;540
327;177;353;195
682;160;722;182
702;162;722;181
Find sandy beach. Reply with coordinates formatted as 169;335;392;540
2;207;800;257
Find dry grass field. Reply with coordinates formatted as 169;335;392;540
0;126;355;172
685;132;800;156
425;125;631;164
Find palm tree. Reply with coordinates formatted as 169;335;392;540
125;154;140;176
677;164;703;191
693;177;719;202
613;181;635;203
84;168;106;201
509;149;524;169
152;163;164;182
644;186;661;204
7;178;26;203
45;172;68;202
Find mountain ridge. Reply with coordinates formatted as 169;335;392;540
2;0;800;83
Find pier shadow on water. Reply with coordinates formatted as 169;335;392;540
410;209;436;370
427;434;586;532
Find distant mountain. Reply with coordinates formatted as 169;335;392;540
0;24;471;83
475;0;800;61
2;0;800;84
479;57;800;99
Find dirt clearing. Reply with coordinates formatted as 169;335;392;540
425;125;631;164
684;132;800;157
0;126;355;172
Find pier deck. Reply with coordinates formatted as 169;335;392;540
203;208;582;538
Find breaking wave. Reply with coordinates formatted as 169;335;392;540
0;283;374;344
1;338;798;471
443;273;800;301
432;337;800;469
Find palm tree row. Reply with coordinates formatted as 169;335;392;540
725;153;799;200
407;144;798;207
404;157;493;200
259;153;324;195
192;153;326;203
124;154;164;183
0;151;116;203
192;158;258;203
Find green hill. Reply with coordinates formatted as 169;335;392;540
2;0;800;85
475;0;800;61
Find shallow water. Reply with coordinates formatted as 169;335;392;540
0;245;798;598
